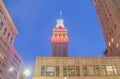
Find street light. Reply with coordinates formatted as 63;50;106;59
23;69;31;77
9;67;31;79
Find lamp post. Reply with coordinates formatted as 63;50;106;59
9;67;30;79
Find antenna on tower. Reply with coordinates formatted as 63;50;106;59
60;9;62;17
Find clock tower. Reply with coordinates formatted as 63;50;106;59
51;18;68;57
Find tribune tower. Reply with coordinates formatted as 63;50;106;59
51;18;68;57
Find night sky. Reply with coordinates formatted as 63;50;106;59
3;0;106;79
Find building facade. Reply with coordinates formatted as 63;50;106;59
92;0;120;56
33;57;120;79
0;0;23;79
7;46;23;79
51;19;68;57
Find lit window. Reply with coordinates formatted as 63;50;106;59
106;66;114;75
0;54;4;59
108;42;111;46
111;38;114;43
116;43;119;48
113;66;118;75
46;66;55;76
1;55;4;59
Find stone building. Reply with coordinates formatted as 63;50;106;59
92;0;120;56
0;0;23;79
33;57;120;79
7;46;23;79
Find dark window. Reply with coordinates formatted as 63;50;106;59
0;22;3;30
76;66;80;76
83;66;88;76
56;66;59;76
94;65;100;75
63;66;67;76
41;66;45;76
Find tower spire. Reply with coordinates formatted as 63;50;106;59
60;10;62;17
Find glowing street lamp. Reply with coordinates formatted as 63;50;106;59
23;69;31;77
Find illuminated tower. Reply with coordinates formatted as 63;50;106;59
93;0;120;56
51;18;68;57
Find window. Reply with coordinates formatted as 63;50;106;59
94;66;100;75
41;66;45;76
55;34;57;37
76;66;80;76
114;24;117;29
88;66;94;76
83;66;88;76
0;69;3;74
46;66;55;76
7;33;10;39
56;66;59;76
116;43;119;48
59;34;61;37
111;38;114;43
63;66;67;76
0;22;3;30
101;65;106;75
68;66;75;76
113;66;118;75
106;66;114;75
3;28;7;35
108;42;111;46
109;13;112;17
0;8;3;15
63;34;65;38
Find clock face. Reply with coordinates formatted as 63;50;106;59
57;26;63;30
